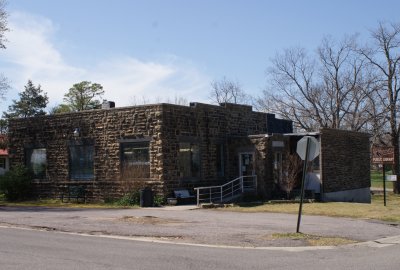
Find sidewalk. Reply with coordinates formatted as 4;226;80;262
0;205;399;247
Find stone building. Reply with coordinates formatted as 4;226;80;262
7;102;370;203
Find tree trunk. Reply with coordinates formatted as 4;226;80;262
392;132;400;194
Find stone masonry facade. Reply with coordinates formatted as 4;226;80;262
8;102;292;201
319;128;370;193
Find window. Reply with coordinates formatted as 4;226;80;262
273;152;282;184
216;144;225;177
26;148;46;179
178;142;200;179
312;156;320;173
0;157;6;169
69;145;94;180
120;141;150;178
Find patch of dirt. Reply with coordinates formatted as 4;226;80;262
262;233;358;246
117;215;183;225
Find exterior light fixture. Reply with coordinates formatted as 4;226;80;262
73;128;80;138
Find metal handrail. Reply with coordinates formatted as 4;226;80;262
194;175;257;206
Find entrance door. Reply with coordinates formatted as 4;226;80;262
239;152;254;176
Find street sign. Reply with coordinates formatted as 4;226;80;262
296;136;320;161
385;175;397;182
372;147;394;164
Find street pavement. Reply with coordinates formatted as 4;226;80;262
0;205;399;248
1;226;400;270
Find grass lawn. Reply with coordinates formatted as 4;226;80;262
371;169;398;189
268;233;357;246
225;193;400;223
0;198;138;209
371;169;393;188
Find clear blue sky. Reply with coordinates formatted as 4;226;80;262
1;0;399;112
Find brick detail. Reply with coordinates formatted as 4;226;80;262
320;128;370;193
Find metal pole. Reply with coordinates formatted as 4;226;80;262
383;164;386;207
220;186;223;202
297;137;310;233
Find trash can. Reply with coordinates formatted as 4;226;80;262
140;187;154;207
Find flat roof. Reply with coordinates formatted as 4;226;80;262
283;132;320;136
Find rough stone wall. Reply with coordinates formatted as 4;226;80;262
8;105;164;200
160;102;291;193
319;128;370;193
249;136;271;198
8;102;292;200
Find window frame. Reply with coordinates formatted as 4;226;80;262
68;140;94;181
0;157;6;169
178;141;201;181
120;140;150;178
25;147;47;179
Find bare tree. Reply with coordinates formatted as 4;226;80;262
130;95;188;106
209;77;248;105
256;47;321;131
359;22;400;193
0;0;7;49
0;0;9;100
165;95;188;106
280;152;302;199
257;36;380;133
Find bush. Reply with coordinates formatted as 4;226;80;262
0;165;33;201
115;190;140;206
153;195;165;207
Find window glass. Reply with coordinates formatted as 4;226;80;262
120;141;150;178
0;157;6;169
69;145;94;180
26;148;46;179
179;142;200;179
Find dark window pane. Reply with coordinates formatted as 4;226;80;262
121;141;150;178
178;142;200;179
69;145;94;180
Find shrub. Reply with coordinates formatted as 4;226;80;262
115;190;140;206
0;165;33;201
153;195;165;207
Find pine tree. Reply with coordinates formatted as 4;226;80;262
4;80;48;118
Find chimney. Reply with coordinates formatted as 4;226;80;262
102;100;115;109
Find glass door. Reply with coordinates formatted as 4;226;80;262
239;152;254;176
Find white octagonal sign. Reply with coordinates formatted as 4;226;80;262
296;136;320;161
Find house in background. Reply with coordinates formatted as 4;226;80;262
7;102;370;203
0;135;9;175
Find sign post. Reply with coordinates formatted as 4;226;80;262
296;136;319;233
372;146;395;206
383;164;386;206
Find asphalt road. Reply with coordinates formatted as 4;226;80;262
0;206;399;247
1;226;400;270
